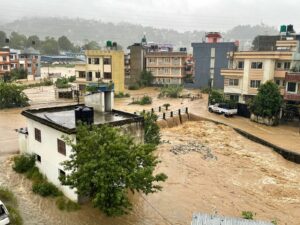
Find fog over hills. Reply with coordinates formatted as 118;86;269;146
0;17;278;50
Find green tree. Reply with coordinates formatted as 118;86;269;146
58;36;75;52
41;37;60;55
0;31;7;47
249;80;283;118
159;85;183;98
10;68;28;80
208;90;224;104
9;32;27;49
61;124;167;216
26;35;41;49
82;41;100;50
140;70;154;86
141;112;161;145
0;81;29;108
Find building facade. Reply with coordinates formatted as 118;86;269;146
19;48;41;78
145;51;187;85
190;32;237;89
284;72;300;103
75;50;125;93
18;92;144;202
221;38;300;103
0;48;11;77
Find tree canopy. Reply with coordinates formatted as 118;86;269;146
0;81;29;109
61;124;167;216
140;70;154;87
58;36;75;52
249;80;283;118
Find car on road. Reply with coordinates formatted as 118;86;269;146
208;103;238;117
0;201;9;225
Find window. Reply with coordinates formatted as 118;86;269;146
211;48;216;58
276;62;282;69
210;58;215;69
287;82;297;93
94;58;100;65
229;95;239;102
95;72;101;78
88;58;92;64
250;80;261;88
57;139;66;156
164;68;170;74
275;79;281;86
284;62;291;70
3;65;8;70
58;169;66;179
34;128;41;142
229;79;239;86
103;58;111;65
3;56;7;62
164;58;170;63
35;56;38;59
104;72;112;79
237;61;244;69
35;154;41;163
277;62;291;70
149;58;156;63
251;62;263;69
27;64;32;67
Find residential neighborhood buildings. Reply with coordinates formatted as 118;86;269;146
75;49;125;93
190;32;238;89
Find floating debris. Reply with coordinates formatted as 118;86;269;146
170;141;217;160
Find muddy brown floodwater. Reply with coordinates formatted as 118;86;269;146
0;86;300;225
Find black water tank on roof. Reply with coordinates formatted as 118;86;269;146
75;106;94;125
287;24;295;33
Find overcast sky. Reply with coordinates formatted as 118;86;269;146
1;0;300;32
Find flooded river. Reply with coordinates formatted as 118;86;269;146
0;86;300;225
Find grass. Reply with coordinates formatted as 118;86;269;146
131;95;152;105
56;196;80;212
241;211;254;220
0;186;23;225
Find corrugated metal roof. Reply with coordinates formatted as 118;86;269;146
191;213;273;225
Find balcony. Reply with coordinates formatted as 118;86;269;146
274;70;287;78
285;72;300;82
284;92;300;102
221;69;243;77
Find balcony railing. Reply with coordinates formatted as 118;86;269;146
284;92;300;101
221;69;243;77
285;73;300;82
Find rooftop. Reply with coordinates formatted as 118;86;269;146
21;104;143;134
191;213;273;225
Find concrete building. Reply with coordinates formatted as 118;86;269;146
145;44;188;85
190;32;237;89
221;38;300;103
75;49;125;93
19;48;41;79
0;48;11;77
284;72;300;103
18;91;144;202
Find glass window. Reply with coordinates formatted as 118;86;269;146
57;139;66;156
287;82;297;93
251;62;263;69
94;58;100;65
103;58;111;65
104;72;112;79
250;80;261;88
95;72;101;78
229;79;239;86
88;58;92;64
34;128;41;142
237;61;244;69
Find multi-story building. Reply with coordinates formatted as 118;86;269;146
18;92;144;202
190;32;238;89
75;49;125;93
0;48;10;77
145;45;187;85
221;38;300;103
19;48;41;78
9;49;20;70
284;72;300;103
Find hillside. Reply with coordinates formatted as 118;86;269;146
0;17;278;50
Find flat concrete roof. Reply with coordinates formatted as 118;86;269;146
22;104;143;134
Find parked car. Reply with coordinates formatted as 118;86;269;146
208;103;237;117
0;201;9;225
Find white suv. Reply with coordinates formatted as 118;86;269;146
0;201;9;225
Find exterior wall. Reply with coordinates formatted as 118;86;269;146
41;67;75;79
19;53;41;78
189;42;236;89
128;45;145;85
75;50;125;93
25;118;78;201
0;50;11;76
145;52;187;85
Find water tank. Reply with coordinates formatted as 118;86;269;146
280;25;287;33
287;24;294;33
179;47;187;52
75;106;94;125
106;40;112;47
112;42;117;47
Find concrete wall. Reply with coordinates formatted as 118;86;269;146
188;42;236;89
128;45;145;85
25;118;78;201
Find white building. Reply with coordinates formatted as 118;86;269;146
18;90;144;202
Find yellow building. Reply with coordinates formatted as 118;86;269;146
75;50;125;93
221;39;300;103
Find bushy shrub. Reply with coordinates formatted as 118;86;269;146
132;95;152;105
208;90;224;104
55;77;71;89
25;167;44;183
56;196;80;211
32;182;62;197
159;85;183;98
242;211;254;220
13;154;36;173
68;76;76;82
128;83;140;90
6;205;23;225
0;187;16;204
140;112;160;145
114;92;130;98
0;82;29;109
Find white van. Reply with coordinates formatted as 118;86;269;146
0;201;9;225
